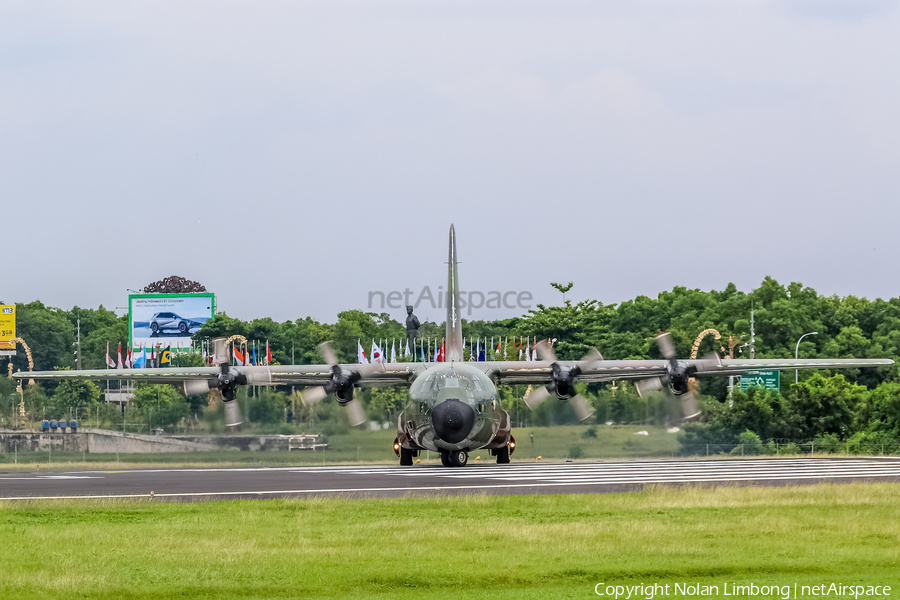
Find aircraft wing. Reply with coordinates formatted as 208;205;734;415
13;367;224;384
264;364;423;387
686;357;893;377
482;357;893;385
486;360;668;384
14;363;423;388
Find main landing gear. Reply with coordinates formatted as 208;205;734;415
394;438;417;466
440;449;468;467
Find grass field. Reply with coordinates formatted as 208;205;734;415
0;424;683;470
1;483;898;599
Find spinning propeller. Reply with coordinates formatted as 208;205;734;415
523;341;602;422
635;332;720;420
182;337;267;427
300;342;372;427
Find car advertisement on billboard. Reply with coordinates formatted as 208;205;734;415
129;293;215;350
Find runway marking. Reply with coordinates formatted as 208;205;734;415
0;475;104;480
2;459;898;502
2;469;899;501
60;457;900;475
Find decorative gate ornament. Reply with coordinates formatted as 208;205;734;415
143;277;206;294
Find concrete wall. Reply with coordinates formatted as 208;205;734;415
0;432;88;453
0;430;218;454
0;431;324;454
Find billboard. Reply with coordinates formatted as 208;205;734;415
0;304;14;355
129;293;215;350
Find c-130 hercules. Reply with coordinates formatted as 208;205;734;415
17;225;893;467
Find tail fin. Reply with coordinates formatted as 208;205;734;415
445;224;464;362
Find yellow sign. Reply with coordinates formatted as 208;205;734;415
0;305;14;349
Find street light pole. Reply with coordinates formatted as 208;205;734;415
795;331;818;383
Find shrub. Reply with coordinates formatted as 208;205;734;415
780;443;800;455
812;433;842;454
568;445;584;459
733;430;763;455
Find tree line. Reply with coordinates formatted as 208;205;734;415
2;276;899;443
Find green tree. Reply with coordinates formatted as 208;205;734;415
787;374;867;440
53;379;101;413
130;384;189;431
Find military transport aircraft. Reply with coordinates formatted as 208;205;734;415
16;225;893;467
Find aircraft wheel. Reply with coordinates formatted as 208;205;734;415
449;450;468;467
440;451;451;467
400;447;414;466
496;445;510;464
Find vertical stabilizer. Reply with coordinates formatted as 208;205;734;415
445;224;464;362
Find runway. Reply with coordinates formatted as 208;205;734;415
1;457;899;501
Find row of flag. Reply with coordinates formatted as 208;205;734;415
105;342;171;369
356;336;548;364
102;336;549;369
228;341;273;367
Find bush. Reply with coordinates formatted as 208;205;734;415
731;430;764;455
568;445;584;459
812;433;842;454
582;426;597;438
780;442;800;455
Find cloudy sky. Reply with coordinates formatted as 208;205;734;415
3;1;898;323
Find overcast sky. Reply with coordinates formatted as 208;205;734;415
3;1;898;324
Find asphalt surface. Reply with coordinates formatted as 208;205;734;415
2;457;899;501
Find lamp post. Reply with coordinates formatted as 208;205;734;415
795;331;818;383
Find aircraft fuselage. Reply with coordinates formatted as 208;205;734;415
396;362;511;454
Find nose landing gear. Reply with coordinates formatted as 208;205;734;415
440;449;468;467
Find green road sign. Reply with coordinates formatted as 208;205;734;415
740;370;780;392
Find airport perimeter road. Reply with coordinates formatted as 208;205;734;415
1;457;899;501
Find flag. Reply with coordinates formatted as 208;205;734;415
478;339;485;361
469;337;474;361
357;339;369;364
160;345;172;366
390;339;396;363
518;337;523;360
116;343;124;370
133;345;146;369
371;340;384;364
524;337;530;362
105;342;115;368
496;337;501;359
251;345;257;366
532;339;537;362
490;336;494;360
436;340;445;362
404;339;410;357
420;339;426;361
202;343;208;363
266;341;273;365
126;346;133;369
233;345;246;366
434;337;438;362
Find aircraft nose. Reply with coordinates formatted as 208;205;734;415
431;399;476;444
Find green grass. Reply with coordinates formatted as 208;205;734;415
1;483;898;599
0;425;682;470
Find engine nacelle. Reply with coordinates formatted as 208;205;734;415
183;380;211;396
666;362;691;395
